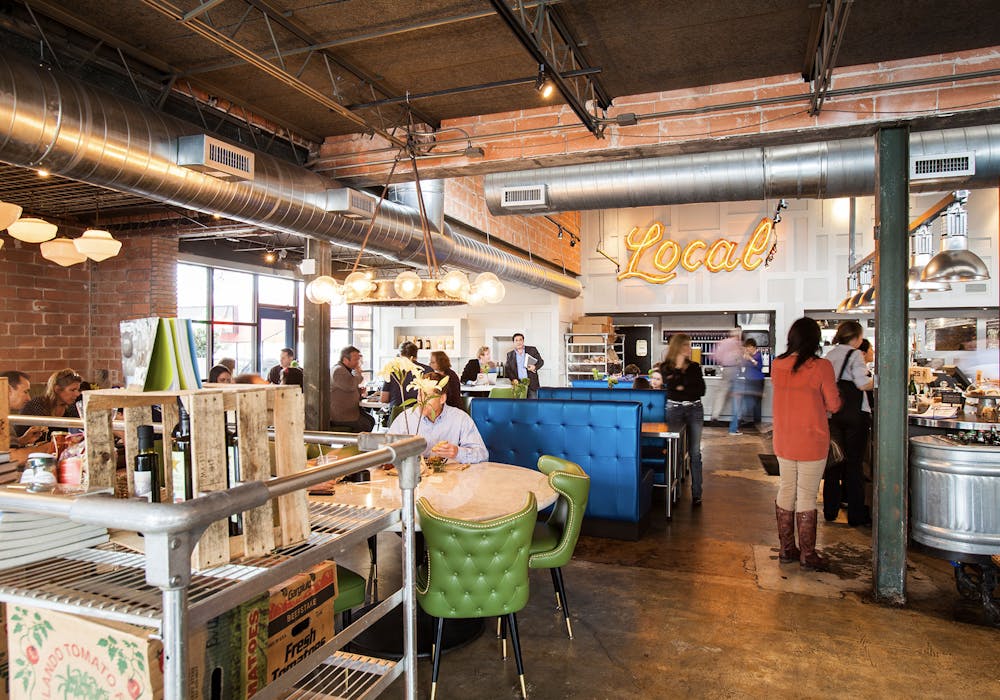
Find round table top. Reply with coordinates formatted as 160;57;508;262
314;461;556;525
459;384;496;394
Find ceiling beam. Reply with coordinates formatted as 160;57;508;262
139;0;410;148
488;0;610;138
802;0;853;116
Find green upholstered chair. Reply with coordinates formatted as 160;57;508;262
529;455;590;639
334;564;366;627
488;386;514;399
417;494;537;700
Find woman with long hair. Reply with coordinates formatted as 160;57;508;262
771;318;841;570
659;333;706;505
429;351;464;409
822;320;874;526
20;368;84;430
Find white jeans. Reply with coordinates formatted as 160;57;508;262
775;457;827;512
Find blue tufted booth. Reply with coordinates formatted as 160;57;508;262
539;388;669;483
569;379;634;389
469;398;650;539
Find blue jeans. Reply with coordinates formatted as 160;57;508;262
729;379;763;432
667;400;704;500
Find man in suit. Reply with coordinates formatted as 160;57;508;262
504;332;544;399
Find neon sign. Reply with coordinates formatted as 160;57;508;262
617;218;773;285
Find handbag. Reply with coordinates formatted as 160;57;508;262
828;436;845;466
831;349;864;421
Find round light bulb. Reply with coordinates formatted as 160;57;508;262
483;280;506;304
305;275;339;304
394;270;423;300
467;285;486;305
344;271;375;300
438;269;470;298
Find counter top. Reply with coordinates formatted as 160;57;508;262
908;411;998;431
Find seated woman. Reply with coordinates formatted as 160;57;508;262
207;364;233;383
632;376;652;389
460;346;496;384
429;351;464;409
20;368;83;432
649;369;664;390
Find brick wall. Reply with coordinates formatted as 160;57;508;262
0;230;178;389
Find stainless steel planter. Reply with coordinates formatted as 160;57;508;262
910;435;1000;557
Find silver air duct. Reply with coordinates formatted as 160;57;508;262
485;125;1000;214
0;49;581;298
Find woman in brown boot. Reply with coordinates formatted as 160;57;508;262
771;318;842;570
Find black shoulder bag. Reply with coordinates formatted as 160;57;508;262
832;349;863;422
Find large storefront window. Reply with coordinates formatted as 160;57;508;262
177;262;375;380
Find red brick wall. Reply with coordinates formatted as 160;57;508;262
0;230;178;388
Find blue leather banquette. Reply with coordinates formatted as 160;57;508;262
538;388;669;482
470;398;650;537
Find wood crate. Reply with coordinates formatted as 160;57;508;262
82;385;310;570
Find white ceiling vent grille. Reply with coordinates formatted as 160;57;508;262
500;185;547;209
910;152;975;180
177;135;254;181
325;188;376;219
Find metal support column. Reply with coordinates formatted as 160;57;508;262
873;126;909;604
303;239;332;431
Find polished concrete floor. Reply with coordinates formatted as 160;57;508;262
355;427;999;699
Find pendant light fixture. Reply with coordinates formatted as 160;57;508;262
908;224;951;295
0;201;22;230
836;271;859;312
7;217;57;243
921;191;991;283
40;237;89;266
74;228;123;261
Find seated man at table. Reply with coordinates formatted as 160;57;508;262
3;370;46;447
387;371;489;464
331;345;375;432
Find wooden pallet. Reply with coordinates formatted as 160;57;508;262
83;385;310;570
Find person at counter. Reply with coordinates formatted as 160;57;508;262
330;346;374;432
823;320;874;527
460;346;495;384
388;371;489;464
660;333;706;506
20;368;82;431
730;338;765;434
771;317;841;570
429;351;463;409
3;370;46;446
504;333;544;399
710;327;742;422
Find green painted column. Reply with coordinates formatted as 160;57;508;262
873;127;909;604
303;240;332;431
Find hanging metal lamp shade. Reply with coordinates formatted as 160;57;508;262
908;225;951;293
921;196;991;283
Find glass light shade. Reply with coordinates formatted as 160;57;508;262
438;269;470;297
74;228;122;261
467;285;486;305
305;275;340;304
474;271;500;287
40;237;88;266
344;271;376;300
481;280;506;304
7;217;57;243
0;201;22;230
393;270;423;300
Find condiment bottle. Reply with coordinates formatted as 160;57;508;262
171;401;193;502
134;424;161;502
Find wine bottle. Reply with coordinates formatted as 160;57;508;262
134;424;161;503
225;416;243;536
171;400;193;502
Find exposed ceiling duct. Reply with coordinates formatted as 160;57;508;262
0;49;581;298
484;125;1000;215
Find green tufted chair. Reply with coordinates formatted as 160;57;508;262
529;455;590;639
488;386;515;399
417;494;537;700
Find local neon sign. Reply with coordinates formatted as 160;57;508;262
617;218;774;285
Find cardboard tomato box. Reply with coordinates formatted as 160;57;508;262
264;560;337;689
6;605;163;700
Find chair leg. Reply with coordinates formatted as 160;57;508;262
496;616;502;638
430;617;444;700
507;613;527;699
551;567;573;639
549;568;562;610
367;534;378;603
499;615;508;659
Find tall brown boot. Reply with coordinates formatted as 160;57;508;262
775;503;799;563
795;510;828;571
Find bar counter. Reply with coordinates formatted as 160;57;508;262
908;410;998;433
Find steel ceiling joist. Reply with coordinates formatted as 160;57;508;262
139;0;411;148
803;0;853;116
489;0;611;139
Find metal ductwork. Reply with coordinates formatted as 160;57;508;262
485;125;1000;214
0;49;581;298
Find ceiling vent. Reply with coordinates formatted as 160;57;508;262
325;188;376;219
910;152;975;181
177;135;254;181
499;185;547;209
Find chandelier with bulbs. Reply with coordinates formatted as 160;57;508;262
1;197;123;264
305;140;506;308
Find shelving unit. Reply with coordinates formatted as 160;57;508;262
0;432;425;700
386;318;469;365
564;333;623;383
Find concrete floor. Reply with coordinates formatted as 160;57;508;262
354;426;999;699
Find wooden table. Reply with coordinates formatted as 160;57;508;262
458;384;495;396
642;421;687;519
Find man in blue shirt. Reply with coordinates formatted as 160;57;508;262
387;371;489;464
503;332;544;398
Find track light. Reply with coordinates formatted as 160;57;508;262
557;226;563;240
535;64;555;99
264;249;276;263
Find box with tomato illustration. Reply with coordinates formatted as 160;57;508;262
7;605;162;700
